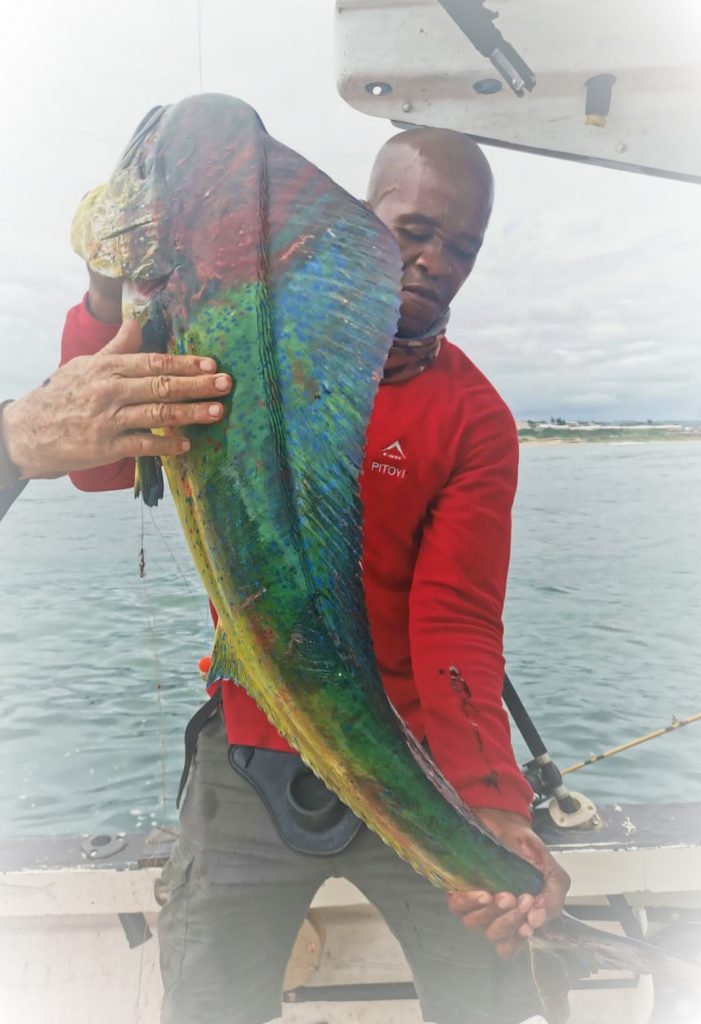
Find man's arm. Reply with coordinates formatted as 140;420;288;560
408;402;569;953
409;403;530;814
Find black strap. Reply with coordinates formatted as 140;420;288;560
176;687;223;807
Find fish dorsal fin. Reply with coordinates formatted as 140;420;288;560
255;120;401;679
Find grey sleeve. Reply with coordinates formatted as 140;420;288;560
0;480;28;523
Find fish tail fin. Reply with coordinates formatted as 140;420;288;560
134;455;164;507
529;911;701;1023
529;946;572;1024
532;911;701;995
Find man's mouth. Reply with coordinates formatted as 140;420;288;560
401;284;443;306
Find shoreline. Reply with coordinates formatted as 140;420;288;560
518;433;701;445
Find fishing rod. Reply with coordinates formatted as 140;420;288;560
562;710;701;776
504;671;700;828
499;675;589;819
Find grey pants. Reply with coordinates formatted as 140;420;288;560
157;715;541;1024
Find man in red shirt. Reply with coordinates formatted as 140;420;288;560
63;128;568;1024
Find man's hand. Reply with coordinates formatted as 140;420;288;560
2;320;233;479
447;807;570;958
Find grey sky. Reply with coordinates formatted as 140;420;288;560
1;0;699;420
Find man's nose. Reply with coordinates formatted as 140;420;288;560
416;243;452;277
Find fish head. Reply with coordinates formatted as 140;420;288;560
72;95;280;321
71;104;173;287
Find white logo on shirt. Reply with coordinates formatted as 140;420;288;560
371;440;407;479
380;440;406;461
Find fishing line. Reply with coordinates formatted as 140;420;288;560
134;503;175;1016
136;501;170;822
562;711;701;775
197;0;203;92
136;498;213;815
146;504;210;631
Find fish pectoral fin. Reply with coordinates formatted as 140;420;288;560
529;945;574;1024
207;625;239;685
132;298;171;507
134;455;164;507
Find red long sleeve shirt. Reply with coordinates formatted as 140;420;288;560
62;298;533;817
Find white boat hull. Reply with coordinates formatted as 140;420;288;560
1;803;699;1024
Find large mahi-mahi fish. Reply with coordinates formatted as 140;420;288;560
72;94;700;1018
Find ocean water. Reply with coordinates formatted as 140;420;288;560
0;441;699;838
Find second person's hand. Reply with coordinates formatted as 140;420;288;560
2;320;233;479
